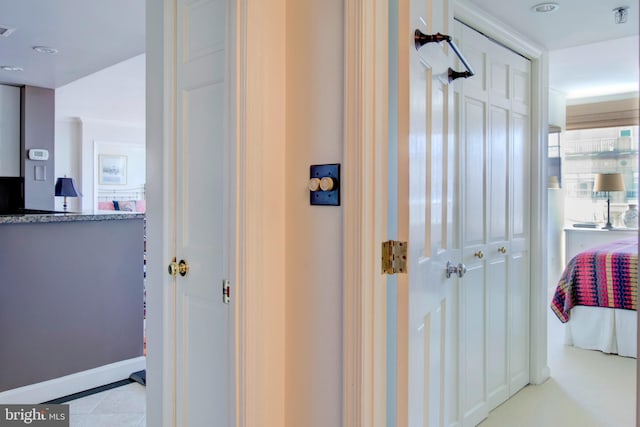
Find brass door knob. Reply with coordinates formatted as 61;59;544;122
168;259;190;277
474;250;484;259
168;261;178;276
177;259;189;276
498;246;507;254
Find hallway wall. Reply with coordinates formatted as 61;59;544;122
285;0;345;425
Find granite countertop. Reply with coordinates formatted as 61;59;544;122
0;210;145;224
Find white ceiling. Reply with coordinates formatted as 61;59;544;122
0;0;637;101
0;0;144;89
458;0;639;99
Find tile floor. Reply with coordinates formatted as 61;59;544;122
66;382;146;427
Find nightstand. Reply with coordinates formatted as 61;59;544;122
564;227;638;264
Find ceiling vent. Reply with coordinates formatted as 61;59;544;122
0;25;16;37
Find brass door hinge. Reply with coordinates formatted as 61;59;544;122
382;240;408;275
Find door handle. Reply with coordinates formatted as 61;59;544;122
168;258;190;277
446;261;467;278
457;262;467;277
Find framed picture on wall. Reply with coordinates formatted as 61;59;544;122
99;155;128;185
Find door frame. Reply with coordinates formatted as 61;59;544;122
146;0;286;426
343;0;390;425
343;0;549;424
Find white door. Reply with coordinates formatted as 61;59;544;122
171;0;234;425
455;21;488;426
402;0;458;424
456;21;530;426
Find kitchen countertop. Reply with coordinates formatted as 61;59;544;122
0;210;144;224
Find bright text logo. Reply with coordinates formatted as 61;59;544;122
0;405;68;427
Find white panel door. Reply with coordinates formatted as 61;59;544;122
405;0;458;424
456;21;489;427
455;20;531;426
508;62;531;393
173;0;233;426
485;59;510;411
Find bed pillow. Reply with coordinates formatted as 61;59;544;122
117;201;137;212
98;201;115;210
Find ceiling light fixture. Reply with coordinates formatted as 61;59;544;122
531;2;560;13
33;46;59;55
0;25;16;37
0;66;23;72
613;6;629;24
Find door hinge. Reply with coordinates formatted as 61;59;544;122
223;279;231;304
382;240;408;275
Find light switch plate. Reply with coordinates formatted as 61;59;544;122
34;165;46;181
310;163;340;206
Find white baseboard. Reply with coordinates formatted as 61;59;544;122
0;357;146;404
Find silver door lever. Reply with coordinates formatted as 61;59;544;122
446;261;467;278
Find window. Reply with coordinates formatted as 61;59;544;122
559;126;638;226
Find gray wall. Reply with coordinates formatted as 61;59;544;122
22;86;55;210
0;84;21;177
0;217;145;392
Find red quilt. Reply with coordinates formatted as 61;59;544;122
551;236;638;323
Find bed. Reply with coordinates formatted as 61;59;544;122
550;236;638;358
97;184;146;212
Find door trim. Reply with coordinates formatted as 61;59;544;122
235;0;286;426
455;1;550;384
343;0;389;425
145;1;178;425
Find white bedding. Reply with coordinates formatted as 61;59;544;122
564;306;637;358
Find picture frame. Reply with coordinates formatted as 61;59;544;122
99;155;127;185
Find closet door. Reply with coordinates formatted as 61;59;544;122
457;20;489;427
485;35;511;412
508;55;531;393
456;20;531;427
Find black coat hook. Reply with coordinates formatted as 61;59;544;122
414;29;475;82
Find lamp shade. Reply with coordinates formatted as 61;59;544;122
594;173;625;192
55;177;82;197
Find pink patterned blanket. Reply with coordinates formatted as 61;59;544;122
551;236;638;323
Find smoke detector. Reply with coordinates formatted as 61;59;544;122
531;3;560;13
33;46;59;55
0;66;23;72
0;25;16;37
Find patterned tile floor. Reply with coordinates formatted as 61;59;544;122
66;382;146;427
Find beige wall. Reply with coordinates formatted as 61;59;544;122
285;0;345;425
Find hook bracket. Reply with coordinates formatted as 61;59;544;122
414;29;475;82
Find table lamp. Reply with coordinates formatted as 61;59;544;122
594;173;625;229
55;177;82;212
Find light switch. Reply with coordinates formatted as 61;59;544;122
308;178;321;192
320;177;335;191
34;165;46;181
309;163;340;206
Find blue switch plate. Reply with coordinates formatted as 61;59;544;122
310;163;340;206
